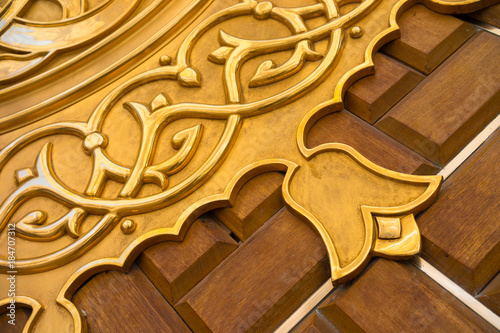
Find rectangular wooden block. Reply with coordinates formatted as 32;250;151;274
345;53;424;123
376;32;500;166
72;264;191;333
382;5;474;74
477;272;500;316
467;4;500;28
137;215;238;304
212;172;285;241
307;110;439;175
417;129;500;295
316;259;497;332
176;207;330;332
292;312;337;333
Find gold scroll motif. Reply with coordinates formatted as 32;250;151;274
0;0;495;331
0;0;141;83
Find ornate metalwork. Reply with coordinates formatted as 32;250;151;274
0;0;494;331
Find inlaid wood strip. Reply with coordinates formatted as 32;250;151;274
305;259;497;332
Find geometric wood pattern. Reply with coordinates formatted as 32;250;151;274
212;172;285;241
72;265;191;333
467;4;500;28
137;215;238;304
176;208;329;332
417;129;500;295
295;259;498;332
478;272;500;316
307;110;439;175
377;32;500;166
382;5;474;74
345;53;425;124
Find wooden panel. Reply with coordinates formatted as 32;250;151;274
176;207;329;332
345;53;424;124
468;4;500;28
72;264;191;333
212;172;285;241
382;5;474;74
307;110;439;175
417;129;500;294
0;308;31;333
477;272;500;316
292;312;337;333
137;215;238;304
316;259;497;332
376;32;500;165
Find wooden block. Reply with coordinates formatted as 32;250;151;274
307;110;439;175
0;308;31;333
291;312;337;333
72;264;191;333
345;53;425;123
417;129;500;294
317;259;497;332
176;208;329;332
382;5;475;74
477;272;500;316
212;172;285;241
137;215;238;304
468;4;500;28
376;32;500;166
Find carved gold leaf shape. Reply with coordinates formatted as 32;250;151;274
0;0;494;331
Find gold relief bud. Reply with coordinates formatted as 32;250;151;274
82;133;107;154
253;2;273;19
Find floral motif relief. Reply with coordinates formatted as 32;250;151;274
0;0;492;331
0;0;142;83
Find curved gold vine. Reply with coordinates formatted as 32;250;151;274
0;0;376;273
0;0;494;331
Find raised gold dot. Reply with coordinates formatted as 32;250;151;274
350;26;363;39
121;219;136;235
159;55;171;66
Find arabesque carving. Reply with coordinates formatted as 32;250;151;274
0;0;495;331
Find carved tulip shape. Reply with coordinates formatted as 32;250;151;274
284;147;441;283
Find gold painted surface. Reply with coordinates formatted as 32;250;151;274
0;0;494;331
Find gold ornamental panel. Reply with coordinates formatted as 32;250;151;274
0;0;495;331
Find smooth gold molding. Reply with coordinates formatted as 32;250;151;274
0;0;495;331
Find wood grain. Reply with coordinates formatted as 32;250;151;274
307;110;439;175
72;264;191;333
176;207;329;332
316;259;497;332
467;3;500;28
376;32;500;166
0;308;31;333
417;129;500;295
212;172;285;241
477;272;500;316
137;215;238;304
291;312;337;333
345;53;424;124
382;5;474;74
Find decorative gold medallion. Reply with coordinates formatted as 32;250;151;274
0;0;495;331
